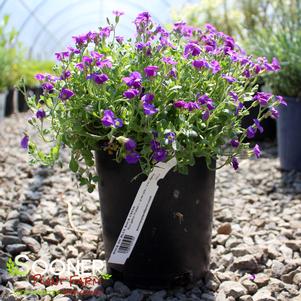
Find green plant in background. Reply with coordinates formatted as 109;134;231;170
0;15;19;92
19;60;54;87
172;0;277;42
247;0;301;97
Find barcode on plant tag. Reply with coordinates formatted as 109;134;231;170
117;234;134;254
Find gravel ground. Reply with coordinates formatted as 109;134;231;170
0;113;301;301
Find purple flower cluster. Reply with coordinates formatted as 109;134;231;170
124;138;140;164
122;72;142;88
101;110;123;128
141;93;158;115
87;73;109;85
59;88;74;101
151;140;167;162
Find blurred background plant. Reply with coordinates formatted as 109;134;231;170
0;15;54;93
0;15;19;92
173;0;301;97
247;0;301;97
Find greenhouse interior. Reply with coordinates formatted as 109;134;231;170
0;0;301;300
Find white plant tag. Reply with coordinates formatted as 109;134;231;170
108;157;177;265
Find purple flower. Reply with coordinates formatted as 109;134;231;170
96;59;112;69
36;109;46;119
116;36;124;44
72;34;88;45
231;157;239;170
150;139;160;151
125;139;137;151
75;63;84;71
112;10;124;17
224;36;235;50
55;51;69;61
253;119;264;133
253;92;272;106
67;46;80;54
276;95;287;106
192;59;210;69
82;56;93;65
90;51;103;59
247;126;256;139
271;57;281;71
169;68;177;78
211;60;221;74
35;73;45;81
184;42;201;57
125;152;140;164
152;148;167;162
202;110;210;121
42;82;54;92
174;100;186;108
88;73;109;84
122;72;142;88
143;103;158;115
162;57;177;65
253;144;261;158
123;89;139;99
230;139;239;148
222;74;236;83
165;132;176;144
144;66;159;77
134;12;152;28
229;91;238;102
102;110;115;127
186;102;200;111
141;93;154;103
20;135;29;149
59;88;74;100
243;69;251;78
235;102;244;115
270;107;279;119
60;70;71;80
114;118;123;128
173;21;186;33
205;23;217;32
99;27;111;38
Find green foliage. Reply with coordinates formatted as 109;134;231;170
19;60;54;87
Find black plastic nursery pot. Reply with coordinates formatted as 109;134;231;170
5;89;14;117
95;151;216;289
241;100;276;141
17;88;31;112
0;91;7;118
277;97;301;171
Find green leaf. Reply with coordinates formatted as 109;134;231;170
69;156;79;173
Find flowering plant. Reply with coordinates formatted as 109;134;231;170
22;11;284;192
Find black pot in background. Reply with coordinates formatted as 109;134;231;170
277;97;301;171
18;88;34;112
33;87;43;102
5;89;14;117
95;151;216;289
241;101;276;141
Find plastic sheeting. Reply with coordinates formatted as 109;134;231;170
0;0;196;59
